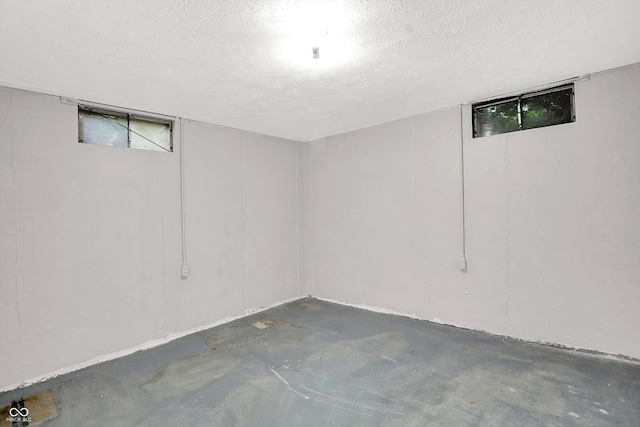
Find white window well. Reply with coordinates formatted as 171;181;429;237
78;105;173;152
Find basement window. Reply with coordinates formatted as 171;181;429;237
473;84;575;138
78;106;173;152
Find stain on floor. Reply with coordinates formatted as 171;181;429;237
1;389;58;426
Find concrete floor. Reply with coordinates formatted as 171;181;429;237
2;298;639;426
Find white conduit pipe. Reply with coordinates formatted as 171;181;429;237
179;118;189;279
459;104;467;271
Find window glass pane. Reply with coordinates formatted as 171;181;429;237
521;87;573;130
474;100;519;137
130;118;172;152
79;110;127;147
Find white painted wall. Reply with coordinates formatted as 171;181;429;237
303;64;640;359
0;87;301;390
1;62;638;391
171;120;301;332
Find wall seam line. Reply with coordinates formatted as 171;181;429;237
308;144;314;296
179;118;188;272
240;134;246;312
410;118;416;295
160;140;168;336
10;93;25;383
295;144;303;297
505;138;511;335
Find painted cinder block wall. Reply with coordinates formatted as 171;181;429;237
0;88;302;390
303;63;640;359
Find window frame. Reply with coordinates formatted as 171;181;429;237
78;104;174;152
472;84;575;138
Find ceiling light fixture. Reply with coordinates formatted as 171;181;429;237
274;0;357;69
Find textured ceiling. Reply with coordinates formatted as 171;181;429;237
1;0;639;142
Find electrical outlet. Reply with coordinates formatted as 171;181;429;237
458;257;467;270
181;264;190;278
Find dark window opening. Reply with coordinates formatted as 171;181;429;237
473;84;575;138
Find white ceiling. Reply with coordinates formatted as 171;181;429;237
1;0;639;142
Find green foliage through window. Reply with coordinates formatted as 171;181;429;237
473;84;574;138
